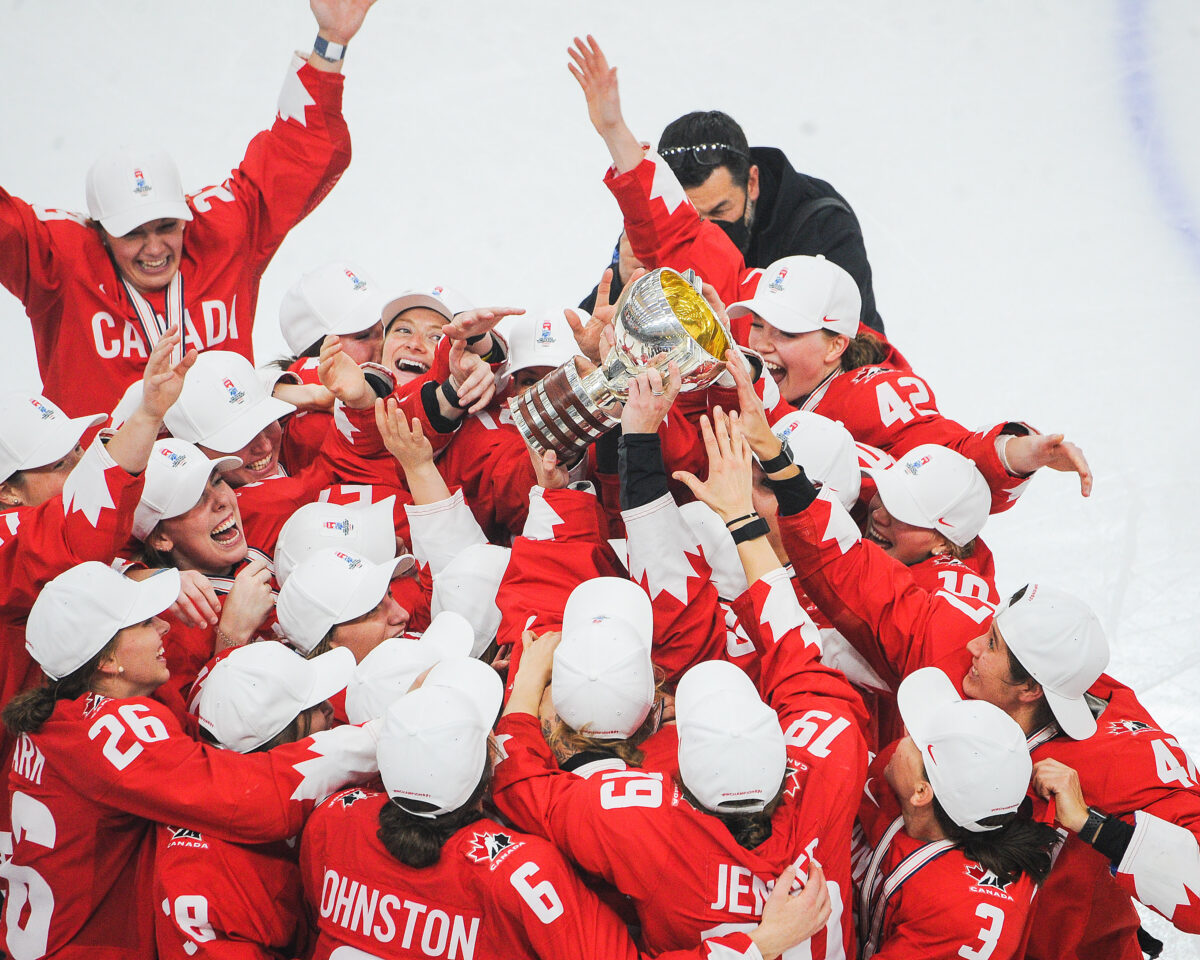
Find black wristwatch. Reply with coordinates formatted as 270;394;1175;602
758;438;794;474
1079;807;1108;845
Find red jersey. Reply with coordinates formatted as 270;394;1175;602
493;569;868;959
854;748;1039;959
0;692;379;959
0;57;351;417
154;826;306;960
278;356;333;474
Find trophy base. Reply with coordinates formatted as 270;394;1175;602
508;361;619;465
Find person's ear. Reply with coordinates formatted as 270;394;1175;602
824;333;850;365
147;528;174;554
0;480;24;507
910;778;935;809
746;164;760;203
1015;679;1045;705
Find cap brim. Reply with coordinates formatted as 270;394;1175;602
420;611;475;661
423;657;503;727
338;556;405;624
896;667;962;753
727;298;822;335
562;578;652;649
383;293;453;326
18;412;106;474
303;646;357;709
1043;686;1098;739
199;396;296;453
865;465;934;531
101;200;193;240
120;568;181;628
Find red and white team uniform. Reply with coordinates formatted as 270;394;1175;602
0;57;351;417
777;489;1200;956
276;356;333;474
154;826;306;960
852;746;1040;960
0;692;379;959
301;788;766;960
0;442;145;794
492;569;868;959
604;152;1035;515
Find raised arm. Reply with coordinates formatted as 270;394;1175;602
306;0;380;73
567;35;645;174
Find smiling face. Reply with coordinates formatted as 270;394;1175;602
149;473;247;575
0;444;83;507
747;320;846;403
963;621;1023;711
329;592;410;663
201;422;283;487
105;616;171;697
382;308;445;386
863;494;945;566
104;218;185;295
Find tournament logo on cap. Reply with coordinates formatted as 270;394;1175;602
344;268;368;292
132;168;152;196
904;455;932;475
221;378;246;405
324;519;354;536
28;398;56;420
431;285;444;295
537;319;556;344
334;551;363;570
768;266;788;292
159;446;189;468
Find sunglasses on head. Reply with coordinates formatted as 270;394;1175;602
659;142;750;166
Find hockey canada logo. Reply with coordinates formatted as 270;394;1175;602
850;366;889;384
537;319;556;344
784;761;809;799
132;168;152;196
1107;719;1155;737
338;788;370;808
222;378;246;405
344;268;367;292
167;826;209;850
324;519;354;536
28;398;56;420
768;267;788;292
159;447;189;468
964;862;1012;895
466;831;517;867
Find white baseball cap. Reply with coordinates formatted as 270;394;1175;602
274;498;410;587
85;148;193;238
382;285;463;328
132;439;241;540
27;562;181;681
279;261;390;355
430;544;511;658
993;584;1109;740
675;659;786;813
679;501;748;600
195;641;355;753
552;577;655;740
867;444;990;547
342;612;475;724
423;656;504;727
378;679;495;818
0;393;104;482
275;549;405;655
728;255;860;338
771;411;861;512
504;310;581;375
163;351;295;454
898;667;1032;831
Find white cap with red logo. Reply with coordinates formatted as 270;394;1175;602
86;149;193;238
898;667;1032;831
771;410;861;511
503;310;581;375
274;497;409;587
133;439;241;540
866;444;990;547
0;392;104;483
728;255;860;337
279;261;391;355
163;351;295;454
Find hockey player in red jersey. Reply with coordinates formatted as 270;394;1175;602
0;0;382;418
1;561;380;959
855;668;1058;959
301;657;822;960
155;640;356;959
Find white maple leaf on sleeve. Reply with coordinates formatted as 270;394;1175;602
61;444;116;528
648;152;688;215
277;55;316;127
332;402;359;443
290;726;378;803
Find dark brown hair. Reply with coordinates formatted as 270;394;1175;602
824;329;890;372
930;795;1059;887
3;634;121;735
377;765;492;869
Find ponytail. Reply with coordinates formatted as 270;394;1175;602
830;329;890;372
932;796;1059;886
3;634;119;736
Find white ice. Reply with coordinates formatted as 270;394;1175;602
2;0;1198;952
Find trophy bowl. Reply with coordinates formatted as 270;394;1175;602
509;268;734;464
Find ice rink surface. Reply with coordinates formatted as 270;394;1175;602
2;0;1198;952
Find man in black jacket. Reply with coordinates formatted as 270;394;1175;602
657;110;883;333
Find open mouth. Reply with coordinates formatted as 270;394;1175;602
210;515;242;545
394;358;429;377
244;454;273;474
138;256;171;271
762;359;785;383
864;522;894;551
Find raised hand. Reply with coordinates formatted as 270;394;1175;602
621;363;681;435
749;863;832;960
567;35;624;135
375;398;434;472
169;570;222;629
1004;433;1093;497
217;558;274;650
525;441;570;492
724;347;780;461
139;327;196;420
441;306;525;356
310;0;379;45
318;335;375;410
448;340;496;414
672;409;755;523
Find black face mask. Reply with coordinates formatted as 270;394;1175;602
714;217;751;256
